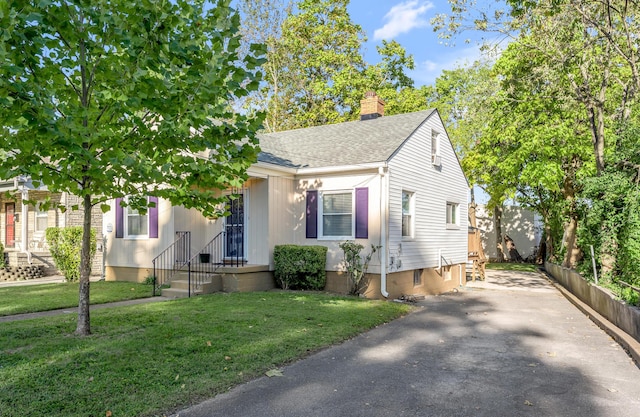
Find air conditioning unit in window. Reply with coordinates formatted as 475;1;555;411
431;154;441;166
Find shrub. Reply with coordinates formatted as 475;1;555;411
46;227;96;282
0;241;5;268
274;245;327;290
339;241;380;296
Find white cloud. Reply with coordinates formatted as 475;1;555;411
373;1;434;40
410;44;485;86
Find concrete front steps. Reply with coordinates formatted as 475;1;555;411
161;265;274;298
161;274;222;298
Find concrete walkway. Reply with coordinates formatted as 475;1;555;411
172;269;640;417
0;275;170;323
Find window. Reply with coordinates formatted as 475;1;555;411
321;191;353;238
307;188;368;239
35;202;48;233
431;130;441;166
446;202;459;226
115;196;158;239
413;269;423;287
402;191;414;238
126;205;149;238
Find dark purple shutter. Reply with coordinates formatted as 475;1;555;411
355;187;368;239
115;198;123;238
149;197;158;238
306;190;318;238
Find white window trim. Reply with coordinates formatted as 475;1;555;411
431;129;441;166
446;202;460;228
402;190;415;239
124;197;150;240
318;189;355;240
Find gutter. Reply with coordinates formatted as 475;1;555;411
19;188;32;264
379;166;389;298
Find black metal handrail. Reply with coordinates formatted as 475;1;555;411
181;231;225;297
152;231;191;296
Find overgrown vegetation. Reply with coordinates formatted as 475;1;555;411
273;245;327;290
577;124;640;304
339;242;380;296
0;241;5;268
0;292;411;417
46;227;96;282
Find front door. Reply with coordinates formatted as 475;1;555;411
225;194;245;261
5;203;15;248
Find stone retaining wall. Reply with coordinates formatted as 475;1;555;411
545;262;640;343
0;265;45;281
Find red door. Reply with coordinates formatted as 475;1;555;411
5;203;15;248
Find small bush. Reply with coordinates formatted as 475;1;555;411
0;241;5;268
46;227;96;282
274;245;327;290
339;242;380;295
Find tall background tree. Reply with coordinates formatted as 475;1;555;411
0;0;265;335
239;0;430;132
432;0;640;291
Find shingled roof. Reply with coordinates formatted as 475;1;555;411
257;109;436;169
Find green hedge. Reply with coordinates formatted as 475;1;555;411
0;241;5;268
274;245;327;290
45;226;96;282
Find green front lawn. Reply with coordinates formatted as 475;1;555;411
0;291;412;417
0;281;153;316
486;262;539;273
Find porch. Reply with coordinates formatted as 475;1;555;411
151;227;273;298
160;264;273;298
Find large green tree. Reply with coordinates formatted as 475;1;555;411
270;0;367;129
461;38;596;266
242;0;430;132
0;0;265;335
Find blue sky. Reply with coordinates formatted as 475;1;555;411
347;0;497;86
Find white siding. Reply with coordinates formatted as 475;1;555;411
387;113;468;271
247;178;269;265
293;171;382;272
267;175;295;268
104;197;176;269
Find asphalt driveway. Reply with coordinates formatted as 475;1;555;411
172;269;640;417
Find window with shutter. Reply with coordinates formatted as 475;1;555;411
115;196;158;239
306;188;368;240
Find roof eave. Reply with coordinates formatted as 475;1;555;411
295;161;387;176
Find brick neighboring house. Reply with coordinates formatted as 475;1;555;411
0;177;104;277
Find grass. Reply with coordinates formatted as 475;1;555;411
485;262;539;273
0;282;154;316
0;291;412;417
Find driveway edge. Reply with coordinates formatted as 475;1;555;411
539;268;640;367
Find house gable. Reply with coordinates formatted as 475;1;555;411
386;111;469;271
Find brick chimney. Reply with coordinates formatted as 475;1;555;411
360;91;385;121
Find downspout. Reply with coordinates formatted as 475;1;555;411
379;166;389;298
20;188;32;264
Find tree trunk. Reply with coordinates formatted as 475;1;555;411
562;215;581;268
561;155;581;268
599;226;618;283
544;222;554;262
494;205;506;262
504;235;523;262
75;194;93;336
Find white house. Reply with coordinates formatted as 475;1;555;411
104;93;469;299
